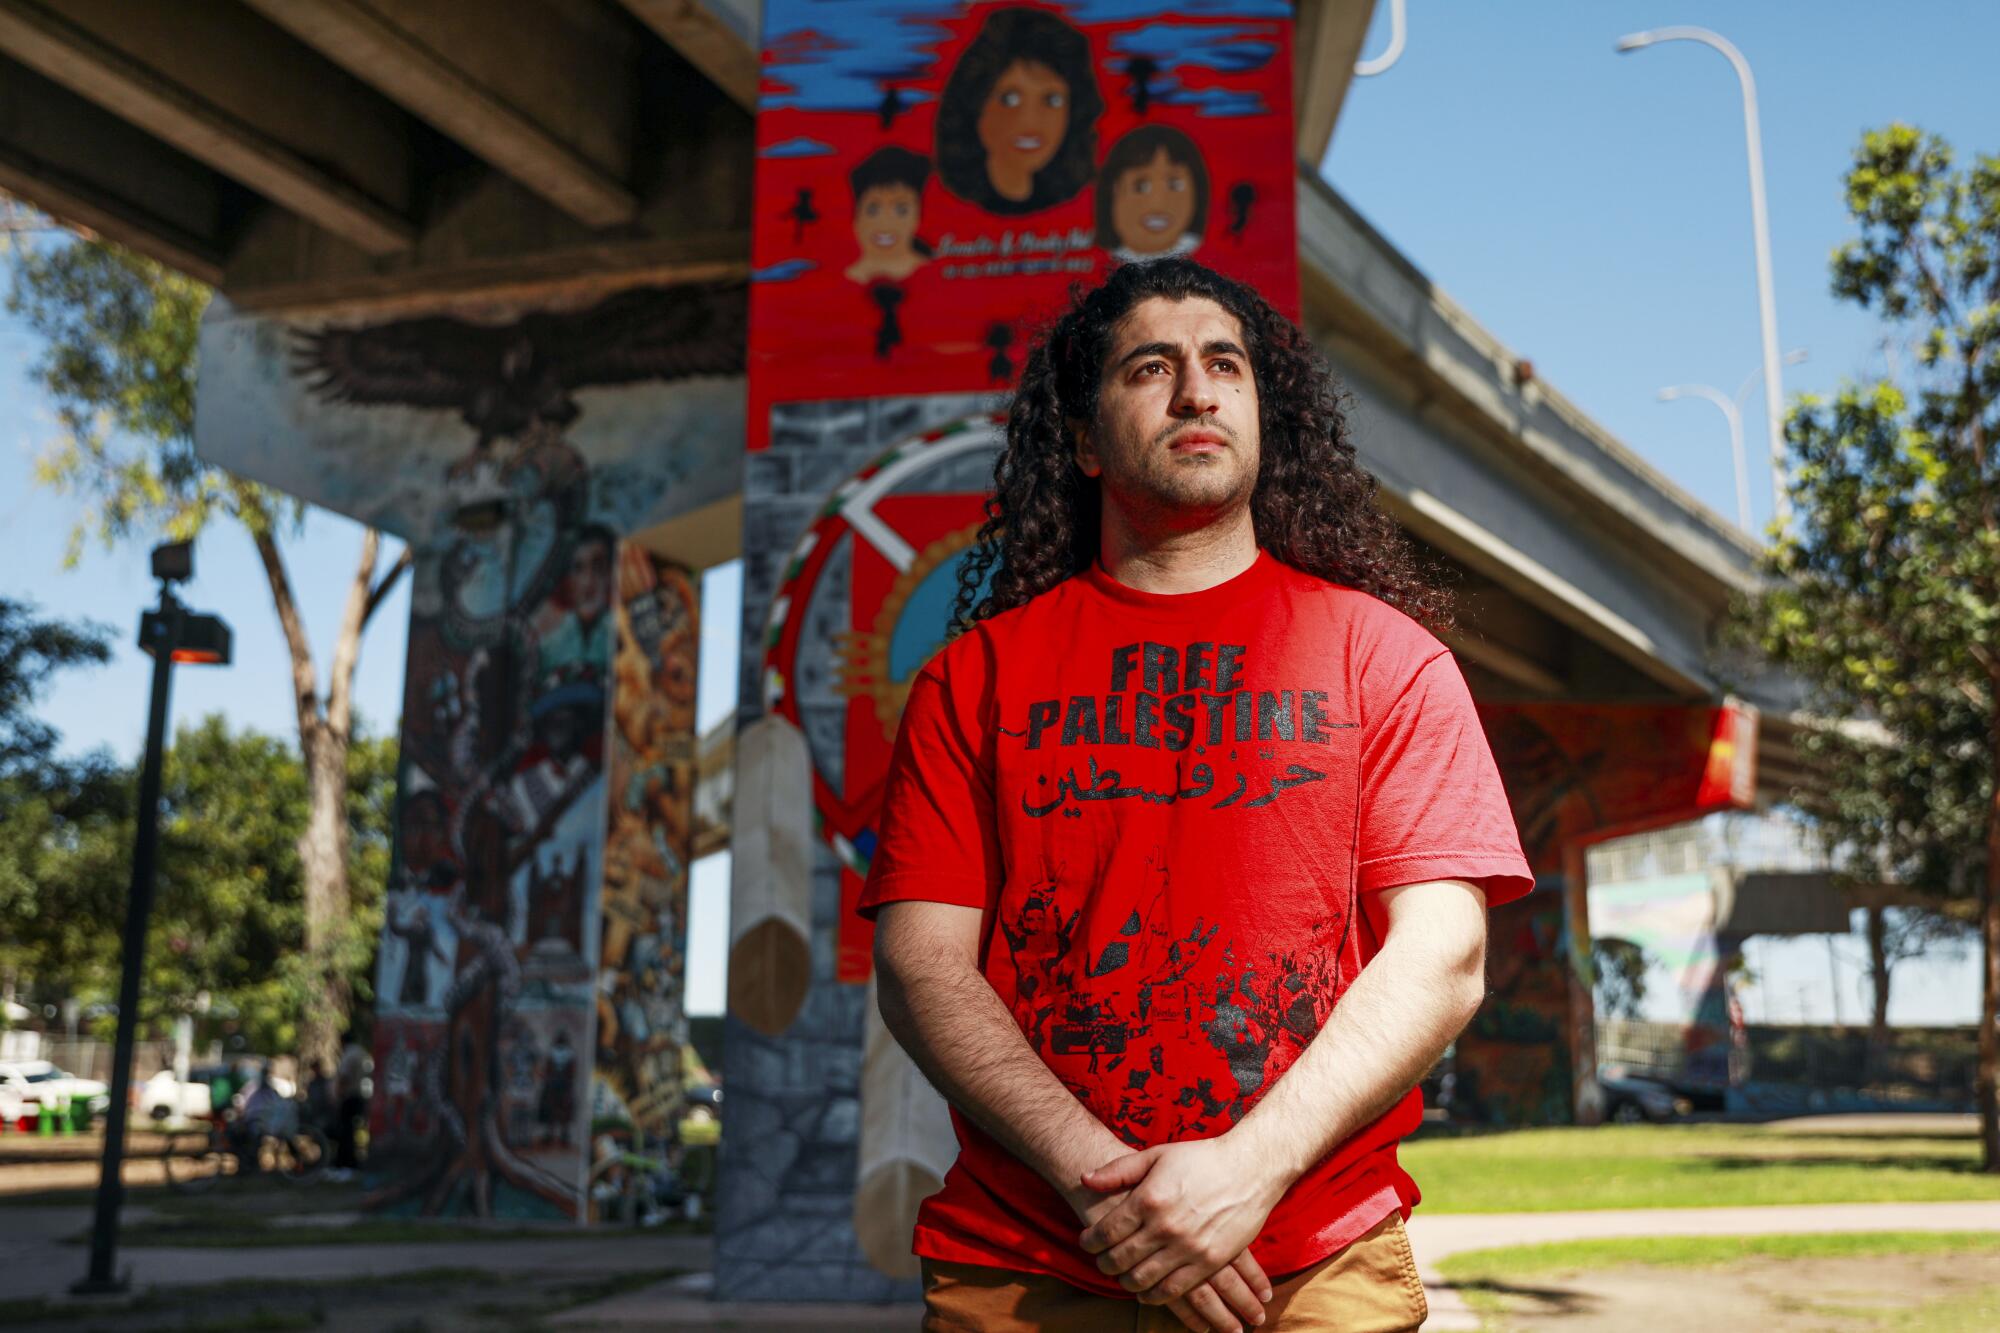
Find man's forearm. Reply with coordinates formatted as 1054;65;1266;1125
877;941;1121;1200
1227;881;1487;1188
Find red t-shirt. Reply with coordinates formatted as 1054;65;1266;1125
858;551;1533;1293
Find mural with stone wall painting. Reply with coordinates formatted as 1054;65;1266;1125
194;279;743;1218
719;396;1001;1300
596;550;701;1146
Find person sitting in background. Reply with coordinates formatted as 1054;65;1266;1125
329;1032;372;1181
304;1059;334;1135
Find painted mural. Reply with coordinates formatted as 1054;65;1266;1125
748;0;1297;445
1452;701;1759;1125
759;416;1003;981
726;0;1300;1295
194;283;747;544
194;278;741;1219
1455;890;1570;1126
372;513;612;1217
720;396;1005;1300
597;548;700;1140
1476;701;1758;874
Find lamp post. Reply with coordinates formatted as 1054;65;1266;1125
1355;0;1407;77
1658;383;1750;531
1616;26;1791;525
1658;348;1807;532
75;541;231;1296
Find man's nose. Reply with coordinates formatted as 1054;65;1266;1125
1172;368;1221;418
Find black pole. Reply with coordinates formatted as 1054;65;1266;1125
75;586;181;1295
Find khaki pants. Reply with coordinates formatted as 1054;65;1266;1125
920;1211;1428;1332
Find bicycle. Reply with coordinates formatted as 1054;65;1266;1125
164;1104;331;1194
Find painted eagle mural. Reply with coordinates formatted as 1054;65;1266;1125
292;280;748;460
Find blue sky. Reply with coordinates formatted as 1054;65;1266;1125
5;0;1991;1023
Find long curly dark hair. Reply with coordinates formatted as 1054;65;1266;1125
953;258;1453;631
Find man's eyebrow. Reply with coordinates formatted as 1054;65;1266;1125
1114;339;1181;368
1112;338;1250;369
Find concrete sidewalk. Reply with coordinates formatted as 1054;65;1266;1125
1406;1200;2000;1330
12;1199;2000;1329
0;1206;707;1304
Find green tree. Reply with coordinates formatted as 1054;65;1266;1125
0;596;115;1013
1;716;395;1054
1742;125;2000;1166
0;595;110;782
5;233;409;1067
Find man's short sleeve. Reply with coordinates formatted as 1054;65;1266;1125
856;645;1004;919
1358;650;1534;906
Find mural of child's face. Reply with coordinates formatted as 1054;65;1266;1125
1112;147;1197;254
977;59;1069;198
853;182;921;256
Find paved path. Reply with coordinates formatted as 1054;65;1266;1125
1406;1200;2000;1330
0;1206;707;1304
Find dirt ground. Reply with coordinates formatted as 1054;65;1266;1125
1466;1252;2000;1332
1;1269;677;1333
0;1126;174;1196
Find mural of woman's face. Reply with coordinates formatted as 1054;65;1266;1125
853;182;921;256
976;59;1069;201
1112;147;1198;254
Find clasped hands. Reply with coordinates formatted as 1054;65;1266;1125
1068;1134;1289;1333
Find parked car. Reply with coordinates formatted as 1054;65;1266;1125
1599;1066;1690;1123
0;1060;110;1123
140;1063;295;1122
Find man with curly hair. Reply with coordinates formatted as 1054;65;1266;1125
861;259;1533;1332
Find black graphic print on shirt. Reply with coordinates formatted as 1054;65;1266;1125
1000;848;1354;1147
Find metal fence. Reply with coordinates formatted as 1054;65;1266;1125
3;1037;180;1085
1596;1017;1978;1110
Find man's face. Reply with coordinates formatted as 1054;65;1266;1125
1075;296;1260;524
854;182;920;254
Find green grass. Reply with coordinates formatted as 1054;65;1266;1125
1403;1123;2000;1213
1436;1230;2000;1285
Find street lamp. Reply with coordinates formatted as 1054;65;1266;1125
1658;348;1807;532
1355;0;1408;77
1658;384;1750;530
76;541;231;1296
1616;26;1791;525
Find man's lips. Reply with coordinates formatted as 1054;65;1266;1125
1168;431;1228;453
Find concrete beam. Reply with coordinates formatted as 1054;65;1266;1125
1441;627;1566;696
0;57;231;283
618;0;760;110
0;0;413;256
1294;0;1376;164
219;68;753;315
244;0;639;228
